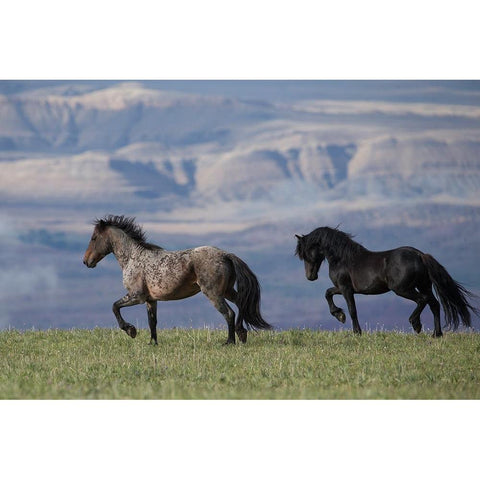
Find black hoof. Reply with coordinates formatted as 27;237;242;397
125;324;137;338
223;340;236;346
236;330;247;344
411;320;422;334
432;331;443;338
335;310;346;324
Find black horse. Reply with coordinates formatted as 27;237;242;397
295;227;478;337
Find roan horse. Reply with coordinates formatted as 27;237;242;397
295;226;478;337
83;215;272;344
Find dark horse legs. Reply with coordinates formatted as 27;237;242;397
326;284;442;337
325;287;346;324
428;292;442;337
201;288;237;344
325;286;362;334
112;293;141;339
225;289;248;344
343;288;362;335
201;289;248;345
394;286;442;337
113;295;160;344
393;288;426;334
146;300;158;345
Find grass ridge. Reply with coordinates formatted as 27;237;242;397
1;328;479;399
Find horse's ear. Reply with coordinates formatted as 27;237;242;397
295;234;304;240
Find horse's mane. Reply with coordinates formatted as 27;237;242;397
296;226;366;261
95;215;163;250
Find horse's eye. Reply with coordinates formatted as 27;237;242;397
92;235;97;241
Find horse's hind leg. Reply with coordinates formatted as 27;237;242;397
226;288;247;344
325;287;346;324
146;300;158;345
423;286;442;337
393;288;428;334
428;294;442;338
202;289;237;344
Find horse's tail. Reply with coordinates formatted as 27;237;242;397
421;253;478;329
227;254;272;331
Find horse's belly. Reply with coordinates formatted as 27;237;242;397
352;272;389;294
359;283;390;295
143;251;201;301
148;282;201;301
350;255;391;294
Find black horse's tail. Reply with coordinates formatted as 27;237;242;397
227;254;272;331
421;253;478;330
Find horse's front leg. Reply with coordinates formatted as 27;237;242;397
325;286;346;323
112;293;143;339
146;300;158;345
342;288;362;335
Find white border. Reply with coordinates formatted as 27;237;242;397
2;0;479;79
2;400;479;479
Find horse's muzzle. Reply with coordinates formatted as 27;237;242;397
307;273;318;281
83;258;97;268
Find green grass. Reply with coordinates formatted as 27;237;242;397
0;328;479;399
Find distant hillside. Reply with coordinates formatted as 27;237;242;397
2;83;480;211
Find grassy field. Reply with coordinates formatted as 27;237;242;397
0;328;479;399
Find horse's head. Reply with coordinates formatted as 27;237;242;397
295;234;325;281
83;222;112;268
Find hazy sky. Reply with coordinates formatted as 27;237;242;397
2;80;480;106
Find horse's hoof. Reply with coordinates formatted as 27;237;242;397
125;325;137;338
336;311;346;324
409;319;422;333
236;330;247;343
432;331;443;338
223;340;235;346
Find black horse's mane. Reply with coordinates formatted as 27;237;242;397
296;226;366;261
95;215;163;250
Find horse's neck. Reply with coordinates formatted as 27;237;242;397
109;228;136;269
323;237;362;264
323;247;341;264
